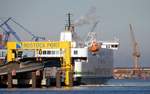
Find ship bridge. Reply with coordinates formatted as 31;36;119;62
35;48;88;59
101;41;119;50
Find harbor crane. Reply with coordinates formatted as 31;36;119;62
129;24;141;76
0;17;45;48
10;18;46;41
0;18;21;47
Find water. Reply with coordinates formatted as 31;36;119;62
0;79;150;94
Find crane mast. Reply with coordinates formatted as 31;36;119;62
129;24;141;76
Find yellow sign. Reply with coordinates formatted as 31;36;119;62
7;41;70;49
21;42;60;49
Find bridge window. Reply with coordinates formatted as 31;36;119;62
74;50;78;55
111;45;118;48
43;51;46;54
56;51;59;54
47;51;51;54
52;51;55;54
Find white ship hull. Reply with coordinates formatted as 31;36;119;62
74;48;114;84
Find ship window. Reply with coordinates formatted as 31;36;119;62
43;51;46;54
111;45;115;48
47;51;51;54
74;50;78;55
111;45;118;48
115;45;118;48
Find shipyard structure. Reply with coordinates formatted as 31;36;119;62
0;14;119;88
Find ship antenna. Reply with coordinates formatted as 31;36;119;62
68;13;71;28
65;13;74;32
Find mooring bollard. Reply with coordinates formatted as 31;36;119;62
56;71;61;88
8;72;12;88
69;71;73;87
32;71;36;88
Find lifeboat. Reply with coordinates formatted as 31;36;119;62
88;41;101;53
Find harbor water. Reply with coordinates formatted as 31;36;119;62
0;79;150;94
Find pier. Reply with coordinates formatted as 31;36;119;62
113;67;150;79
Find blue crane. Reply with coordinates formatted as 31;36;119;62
0;18;21;47
0;17;45;44
10;19;45;41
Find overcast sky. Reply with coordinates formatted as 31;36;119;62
0;0;150;67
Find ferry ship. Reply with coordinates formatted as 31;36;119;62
35;14;119;85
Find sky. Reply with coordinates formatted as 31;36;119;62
0;0;150;67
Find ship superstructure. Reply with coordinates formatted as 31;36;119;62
59;13;119;84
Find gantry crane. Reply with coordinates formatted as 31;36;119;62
129;24;141;76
